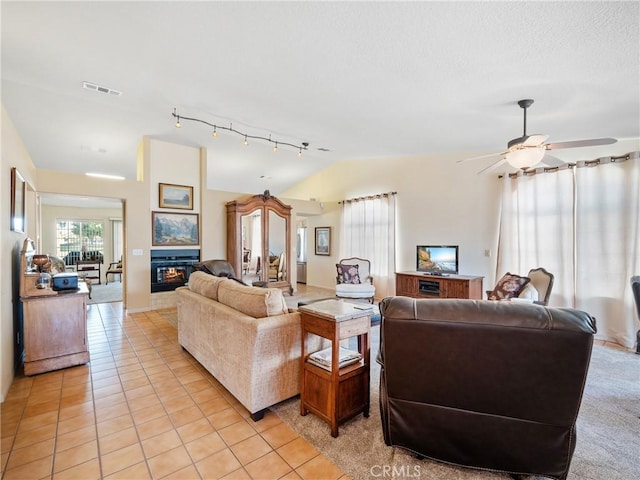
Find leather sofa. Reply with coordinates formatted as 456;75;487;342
378;297;596;480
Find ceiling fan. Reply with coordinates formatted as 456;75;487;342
458;99;617;174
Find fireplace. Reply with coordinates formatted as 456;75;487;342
150;249;200;293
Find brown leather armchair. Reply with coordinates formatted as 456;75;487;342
378;297;596;480
191;259;237;278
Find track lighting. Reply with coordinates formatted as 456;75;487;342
172;108;309;155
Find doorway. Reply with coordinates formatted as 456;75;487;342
39;193;124;304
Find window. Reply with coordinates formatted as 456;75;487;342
56;219;105;265
497;154;640;348
340;192;397;298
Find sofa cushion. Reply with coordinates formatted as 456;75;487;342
217;280;288;318
488;273;531;300
188;271;227;301
336;264;361;284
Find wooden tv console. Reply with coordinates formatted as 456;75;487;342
396;271;483;300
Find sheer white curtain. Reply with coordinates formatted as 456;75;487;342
498;152;640;348
497;168;575;306
340;193;396;299
111;219;123;263
575;158;640;347
250;213;262;273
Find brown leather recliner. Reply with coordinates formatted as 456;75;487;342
378;297;596;480
191;259;237;277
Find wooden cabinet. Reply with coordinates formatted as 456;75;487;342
396;271;484;299
299;299;370;437
226;191;293;295
21;283;90;375
77;260;101;284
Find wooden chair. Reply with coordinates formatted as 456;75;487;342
268;253;285;281
242;249;251;274
487;267;554;305
106;257;123;284
527;267;554;305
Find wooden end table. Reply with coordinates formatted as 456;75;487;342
299;299;371;437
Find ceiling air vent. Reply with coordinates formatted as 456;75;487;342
83;81;122;96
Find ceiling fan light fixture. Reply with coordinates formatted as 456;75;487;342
506;147;545;169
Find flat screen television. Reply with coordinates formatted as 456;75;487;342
416;245;459;275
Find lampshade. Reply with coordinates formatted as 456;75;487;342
506;147;546;169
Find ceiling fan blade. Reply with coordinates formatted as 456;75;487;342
541;155;566;168
477;157;507;175
546;137;617;150
457;151;506;163
522;134;549;147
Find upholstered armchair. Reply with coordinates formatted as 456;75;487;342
106;257;123;284
487;267;554;305
268;253;285;281
335;257;375;303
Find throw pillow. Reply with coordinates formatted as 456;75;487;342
488;273;531;300
336;264;361;284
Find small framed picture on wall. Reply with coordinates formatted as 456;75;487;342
315;227;331;256
159;183;193;210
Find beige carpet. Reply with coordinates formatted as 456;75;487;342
156;309;640;480
272;328;640;480
86;281;122;304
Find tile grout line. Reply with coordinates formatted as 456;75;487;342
153;308;327;480
137;309;301;479
98;305;154;479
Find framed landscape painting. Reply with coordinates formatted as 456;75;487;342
315;227;331;255
152;212;199;246
159;183;193;210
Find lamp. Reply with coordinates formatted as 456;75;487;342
505;146;546;170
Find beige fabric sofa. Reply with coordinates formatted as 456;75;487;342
176;271;302;420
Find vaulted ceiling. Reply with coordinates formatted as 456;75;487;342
2;2;639;196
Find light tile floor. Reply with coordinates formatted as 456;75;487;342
1;293;348;480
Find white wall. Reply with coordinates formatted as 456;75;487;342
1;106;38;401
281;153;503;292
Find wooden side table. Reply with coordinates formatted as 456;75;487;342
77;260;101;284
299;299;371;437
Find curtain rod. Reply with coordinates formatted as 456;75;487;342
501;151;639;178
339;191;397;204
